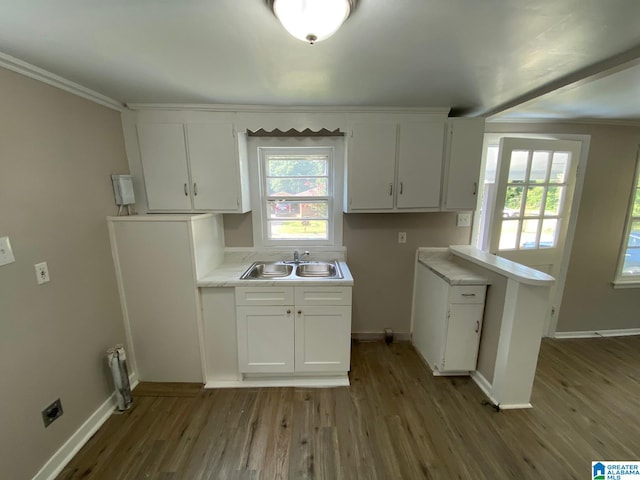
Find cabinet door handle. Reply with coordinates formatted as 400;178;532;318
184;183;189;196
475;321;480;333
297;310;302;315
286;309;291;315
389;183;393;196
472;181;477;195
193;182;198;196
461;293;476;297
399;181;404;195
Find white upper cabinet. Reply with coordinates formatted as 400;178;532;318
137;122;250;213
345;120;444;212
441;117;485;211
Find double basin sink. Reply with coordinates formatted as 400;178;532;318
240;260;343;280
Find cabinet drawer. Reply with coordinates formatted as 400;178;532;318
448;285;486;304
235;286;294;306
295;286;352;306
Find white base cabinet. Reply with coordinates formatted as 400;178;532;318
412;262;487;374
235;286;352;375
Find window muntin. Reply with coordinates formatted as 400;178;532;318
616;155;640;280
498;149;570;251
261;149;332;242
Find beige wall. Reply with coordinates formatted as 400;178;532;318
224;211;472;335
487;122;640;333
0;67;128;479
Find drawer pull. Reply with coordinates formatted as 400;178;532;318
461;293;476;297
475;321;480;333
286;309;291;314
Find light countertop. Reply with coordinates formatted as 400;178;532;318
417;248;489;285
197;250;354;287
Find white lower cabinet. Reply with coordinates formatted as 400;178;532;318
235;286;352;374
412;262;487;374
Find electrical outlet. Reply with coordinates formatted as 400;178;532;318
456;213;472;227
398;232;407;244
42;398;63;427
0;236;16;266
35;262;50;284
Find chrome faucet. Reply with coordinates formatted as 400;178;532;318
293;250;310;263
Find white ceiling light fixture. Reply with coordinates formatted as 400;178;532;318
269;0;357;45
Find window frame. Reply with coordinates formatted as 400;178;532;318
613;148;640;288
248;136;344;248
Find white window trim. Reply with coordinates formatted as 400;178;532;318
613;147;640;289
247;136;344;248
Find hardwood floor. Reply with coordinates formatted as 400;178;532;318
57;336;640;479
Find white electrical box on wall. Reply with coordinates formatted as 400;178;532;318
111;175;135;206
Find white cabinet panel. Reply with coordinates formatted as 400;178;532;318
442;118;485;211
396;122;444;209
137;123;191;211
347;123;397;210
235;286;294;306
295;306;351;372
294;286;352;306
440;304;484;372
236;306;295;373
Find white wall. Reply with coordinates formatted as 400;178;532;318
0;66;129;480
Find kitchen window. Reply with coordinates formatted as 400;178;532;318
614;150;640;287
248;137;344;247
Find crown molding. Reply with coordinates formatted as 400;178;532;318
0;51;125;112
125;103;450;115
487;116;640;127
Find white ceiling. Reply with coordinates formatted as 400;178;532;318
1;0;640;120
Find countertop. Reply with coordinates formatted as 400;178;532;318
417;248;489;285
197;250;354;287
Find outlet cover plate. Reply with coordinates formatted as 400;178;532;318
0;236;15;266
42;398;63;427
35;262;50;284
457;213;472;227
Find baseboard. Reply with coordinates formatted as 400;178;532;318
33;374;138;480
351;332;411;342
554;328;640;339
205;374;349;389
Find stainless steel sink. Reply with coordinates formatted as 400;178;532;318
296;261;343;278
239;260;343;279
240;262;293;279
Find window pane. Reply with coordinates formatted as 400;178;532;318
508;151;529;183
519;219;539;249
540;219;558;248
530;151;550;183
499;220;519;250
633;188;640;217
267;178;328;196
268;220;328;240
504;186;523;217
544;186;564;216
550;152;570;183
268;201;328;219
266;157;328;177
524;186;544;216
622;221;640;275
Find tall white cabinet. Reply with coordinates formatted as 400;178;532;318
108;214;224;383
136;122;250;213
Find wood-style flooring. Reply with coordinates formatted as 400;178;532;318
57;336;640;479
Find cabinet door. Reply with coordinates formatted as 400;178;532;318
236;306;294;373
295;306;351;373
187;123;242;211
440;303;484;371
396;122;444;209
137;123;192;211
346;123;397;211
442;118;485;211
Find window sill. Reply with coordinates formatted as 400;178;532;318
612;278;640;289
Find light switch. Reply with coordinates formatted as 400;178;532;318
0;236;16;266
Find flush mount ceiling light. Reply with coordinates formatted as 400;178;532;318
269;0;357;44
